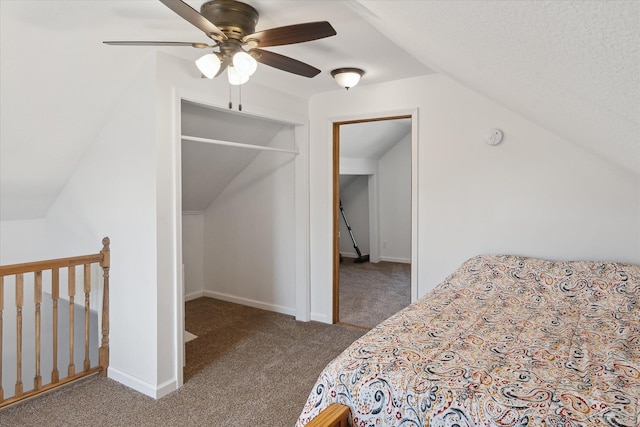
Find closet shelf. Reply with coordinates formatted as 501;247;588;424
181;135;298;155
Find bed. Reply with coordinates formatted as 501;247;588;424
296;254;640;427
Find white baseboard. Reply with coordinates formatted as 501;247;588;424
310;312;331;324
341;253;410;264
185;290;204;301
155;378;180;399
379;256;411;264
202;290;295;317
340;251;358;258
108;367;177;399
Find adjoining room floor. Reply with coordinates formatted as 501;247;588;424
339;260;411;329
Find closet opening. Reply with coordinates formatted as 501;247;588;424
179;99;302;381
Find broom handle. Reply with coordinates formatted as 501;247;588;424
339;200;364;257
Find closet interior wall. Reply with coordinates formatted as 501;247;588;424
180;101;298;316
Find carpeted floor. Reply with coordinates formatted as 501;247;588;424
339;260;411;329
0;298;365;426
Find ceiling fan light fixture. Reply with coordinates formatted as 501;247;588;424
228;65;250;85
106;1;338;83
331;68;364;90
196;53;221;79
233;51;258;76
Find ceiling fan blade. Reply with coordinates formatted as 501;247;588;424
244;21;336;47
103;41;214;48
159;0;227;40
250;48;320;78
216;56;231;77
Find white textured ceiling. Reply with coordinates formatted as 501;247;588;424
356;0;640;174
1;0;638;220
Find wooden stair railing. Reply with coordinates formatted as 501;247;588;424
0;237;110;409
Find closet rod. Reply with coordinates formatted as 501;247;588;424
181;135;298;155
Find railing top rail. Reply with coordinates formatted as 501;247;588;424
0;253;104;277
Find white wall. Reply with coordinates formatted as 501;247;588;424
43;54;160;395
378;134;411;263
308;74;640;323
0;218;45;264
6;52;637;395
202;126;297;315
182;212;204;301
2;50;309;400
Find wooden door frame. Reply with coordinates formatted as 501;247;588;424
332;114;414;324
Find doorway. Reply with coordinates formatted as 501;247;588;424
332;115;414;327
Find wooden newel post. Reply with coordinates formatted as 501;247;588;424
99;237;110;377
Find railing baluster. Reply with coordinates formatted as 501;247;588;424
83;264;91;372
0;276;4;401
15;273;24;397
68;267;75;377
51;268;59;383
99;237;110;377
34;271;42;389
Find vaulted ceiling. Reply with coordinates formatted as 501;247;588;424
1;1;638;220
359;0;639;175
340;119;411;161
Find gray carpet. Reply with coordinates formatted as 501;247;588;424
0;298;365;426
339;260;411;329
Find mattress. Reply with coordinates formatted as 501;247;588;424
297;254;640;426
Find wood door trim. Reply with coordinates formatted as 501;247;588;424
332;115;412;324
332;122;340;323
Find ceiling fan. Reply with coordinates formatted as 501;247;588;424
104;0;337;84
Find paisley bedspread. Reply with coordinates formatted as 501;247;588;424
296;255;640;427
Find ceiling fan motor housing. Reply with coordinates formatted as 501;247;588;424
201;0;259;40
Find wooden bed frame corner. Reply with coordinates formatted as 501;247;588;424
304;403;350;427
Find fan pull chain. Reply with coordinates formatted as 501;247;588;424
227;83;244;111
